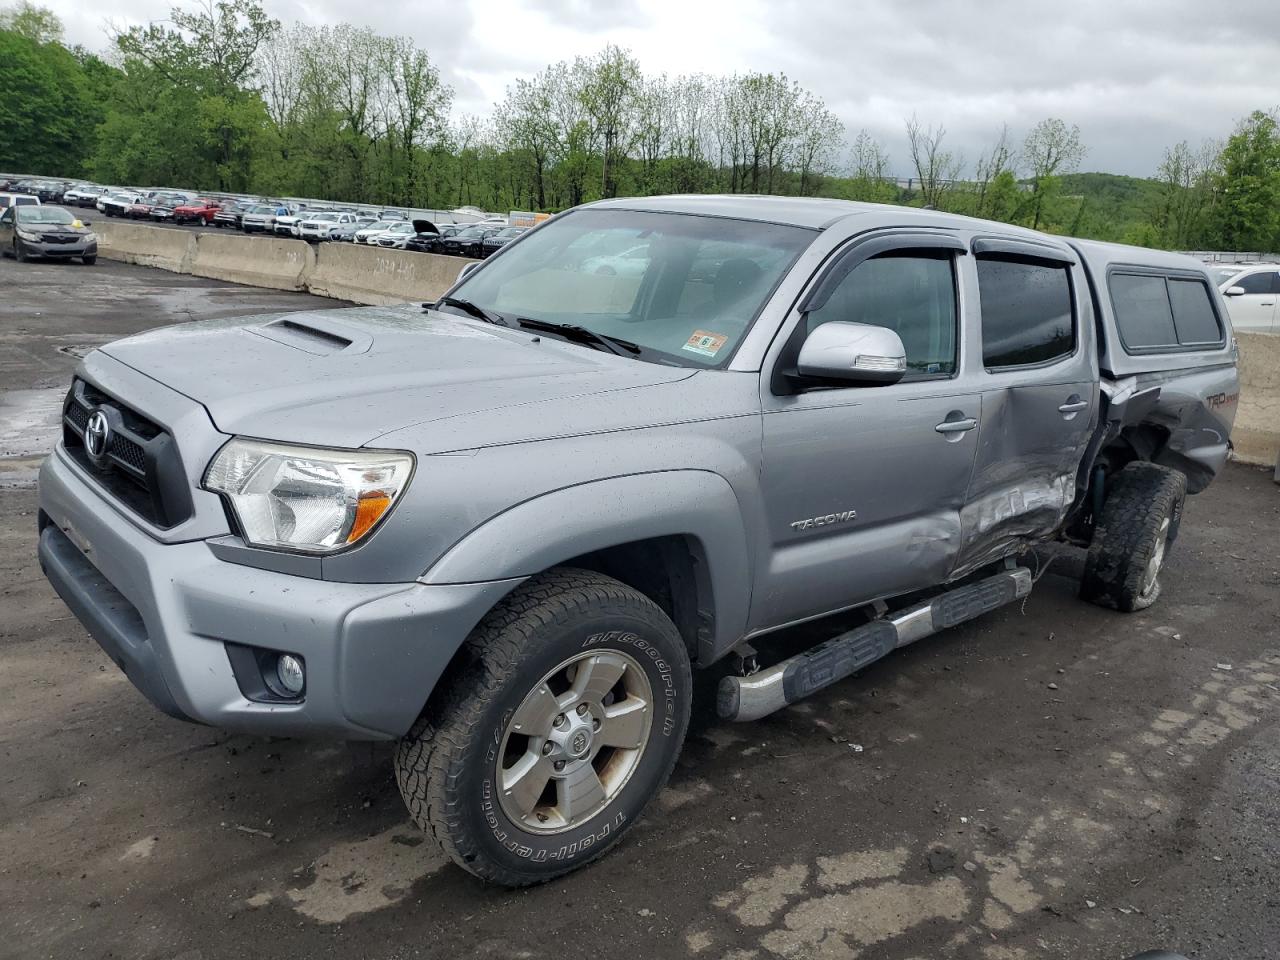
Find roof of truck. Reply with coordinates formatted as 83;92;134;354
1068;238;1214;273
588;194;1067;240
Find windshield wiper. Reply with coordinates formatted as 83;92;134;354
515;318;642;357
432;296;508;326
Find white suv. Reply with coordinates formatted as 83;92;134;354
1217;264;1280;334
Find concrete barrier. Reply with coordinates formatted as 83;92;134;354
1233;333;1280;467
190;232;315;291
94;221;195;273
307;243;469;305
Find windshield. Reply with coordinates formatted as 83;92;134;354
251;205;276;214
450;208;814;367
496;227;524;238
363;220;393;232
309;212;338;221
388;222;414;234
21;206;76;224
1212;267;1245;287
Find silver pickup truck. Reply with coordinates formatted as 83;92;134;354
37;196;1238;886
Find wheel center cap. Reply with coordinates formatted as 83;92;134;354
569;729;591;758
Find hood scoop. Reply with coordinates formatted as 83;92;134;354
246;317;373;356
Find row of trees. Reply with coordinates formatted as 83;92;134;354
2;0;1279;252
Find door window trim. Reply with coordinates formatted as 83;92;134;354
774;232;967;396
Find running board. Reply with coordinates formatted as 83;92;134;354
717;567;1033;722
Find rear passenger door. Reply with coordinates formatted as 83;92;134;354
1223;269;1277;333
956;241;1097;575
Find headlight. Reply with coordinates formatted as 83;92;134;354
16;228;41;241
205;439;414;553
83;232;97;243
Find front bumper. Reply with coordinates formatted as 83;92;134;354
38;449;522;740
22;238;97;257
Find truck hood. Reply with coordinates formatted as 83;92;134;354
99;305;696;450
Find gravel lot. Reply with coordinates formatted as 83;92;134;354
1;255;1278;960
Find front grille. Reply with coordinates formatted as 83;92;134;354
62;379;194;528
41;233;77;244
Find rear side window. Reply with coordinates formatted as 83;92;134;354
977;257;1075;368
1167;279;1223;345
1109;272;1223;351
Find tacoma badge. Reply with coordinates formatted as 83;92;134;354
790;509;857;532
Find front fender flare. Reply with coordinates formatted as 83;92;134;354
420;471;751;660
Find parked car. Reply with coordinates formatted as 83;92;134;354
33;180;70;202
240;203;289;234
401;220;444;253
172;198;222;226
148;195;190;222
98;192;144;217
128;198;158;219
479;225;527;257
435;224;501;258
580;242;651;277
352;220;397;245
0;202;96;264
1216;264;1280;334
62;184;105;206
295;211;360;242
0;192;40;212
38;197;1238;889
213;201;251;229
371;220;422;249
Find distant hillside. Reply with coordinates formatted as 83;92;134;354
1056;171;1162;243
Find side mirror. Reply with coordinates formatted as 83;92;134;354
457;262;481;282
1224;285;1246;297
796;321;907;385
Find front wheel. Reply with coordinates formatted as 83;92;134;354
1081;462;1186;612
395;568;692;886
14;238;29;262
81;255;96;265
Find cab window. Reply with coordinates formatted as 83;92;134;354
804;252;958;377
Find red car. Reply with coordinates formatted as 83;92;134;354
127;201;154;219
173;198;222;225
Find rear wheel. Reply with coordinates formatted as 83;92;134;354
395;568;692;886
1081;462;1186;612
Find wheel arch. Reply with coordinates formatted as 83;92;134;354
420;470;752;665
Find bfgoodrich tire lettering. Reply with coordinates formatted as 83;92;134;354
395;567;692;886
1081;461;1187;612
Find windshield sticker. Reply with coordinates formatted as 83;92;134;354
682;330;728;358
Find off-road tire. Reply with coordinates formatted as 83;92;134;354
395;567;692;886
1081;462;1186;612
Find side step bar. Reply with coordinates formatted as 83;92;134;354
717;567;1033;722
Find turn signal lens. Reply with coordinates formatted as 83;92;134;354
348;491;392;543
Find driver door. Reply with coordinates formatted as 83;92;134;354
753;234;984;633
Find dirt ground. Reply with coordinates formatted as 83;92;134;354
1;256;1278;960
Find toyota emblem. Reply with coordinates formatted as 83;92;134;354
84;409;111;466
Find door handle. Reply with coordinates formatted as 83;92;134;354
935;417;978;434
1058;399;1089;413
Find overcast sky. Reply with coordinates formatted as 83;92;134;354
47;0;1280;178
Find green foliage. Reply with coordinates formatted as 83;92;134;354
1210;111;1280;252
0;28;95;174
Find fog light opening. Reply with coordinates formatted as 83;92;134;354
276;654;305;695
